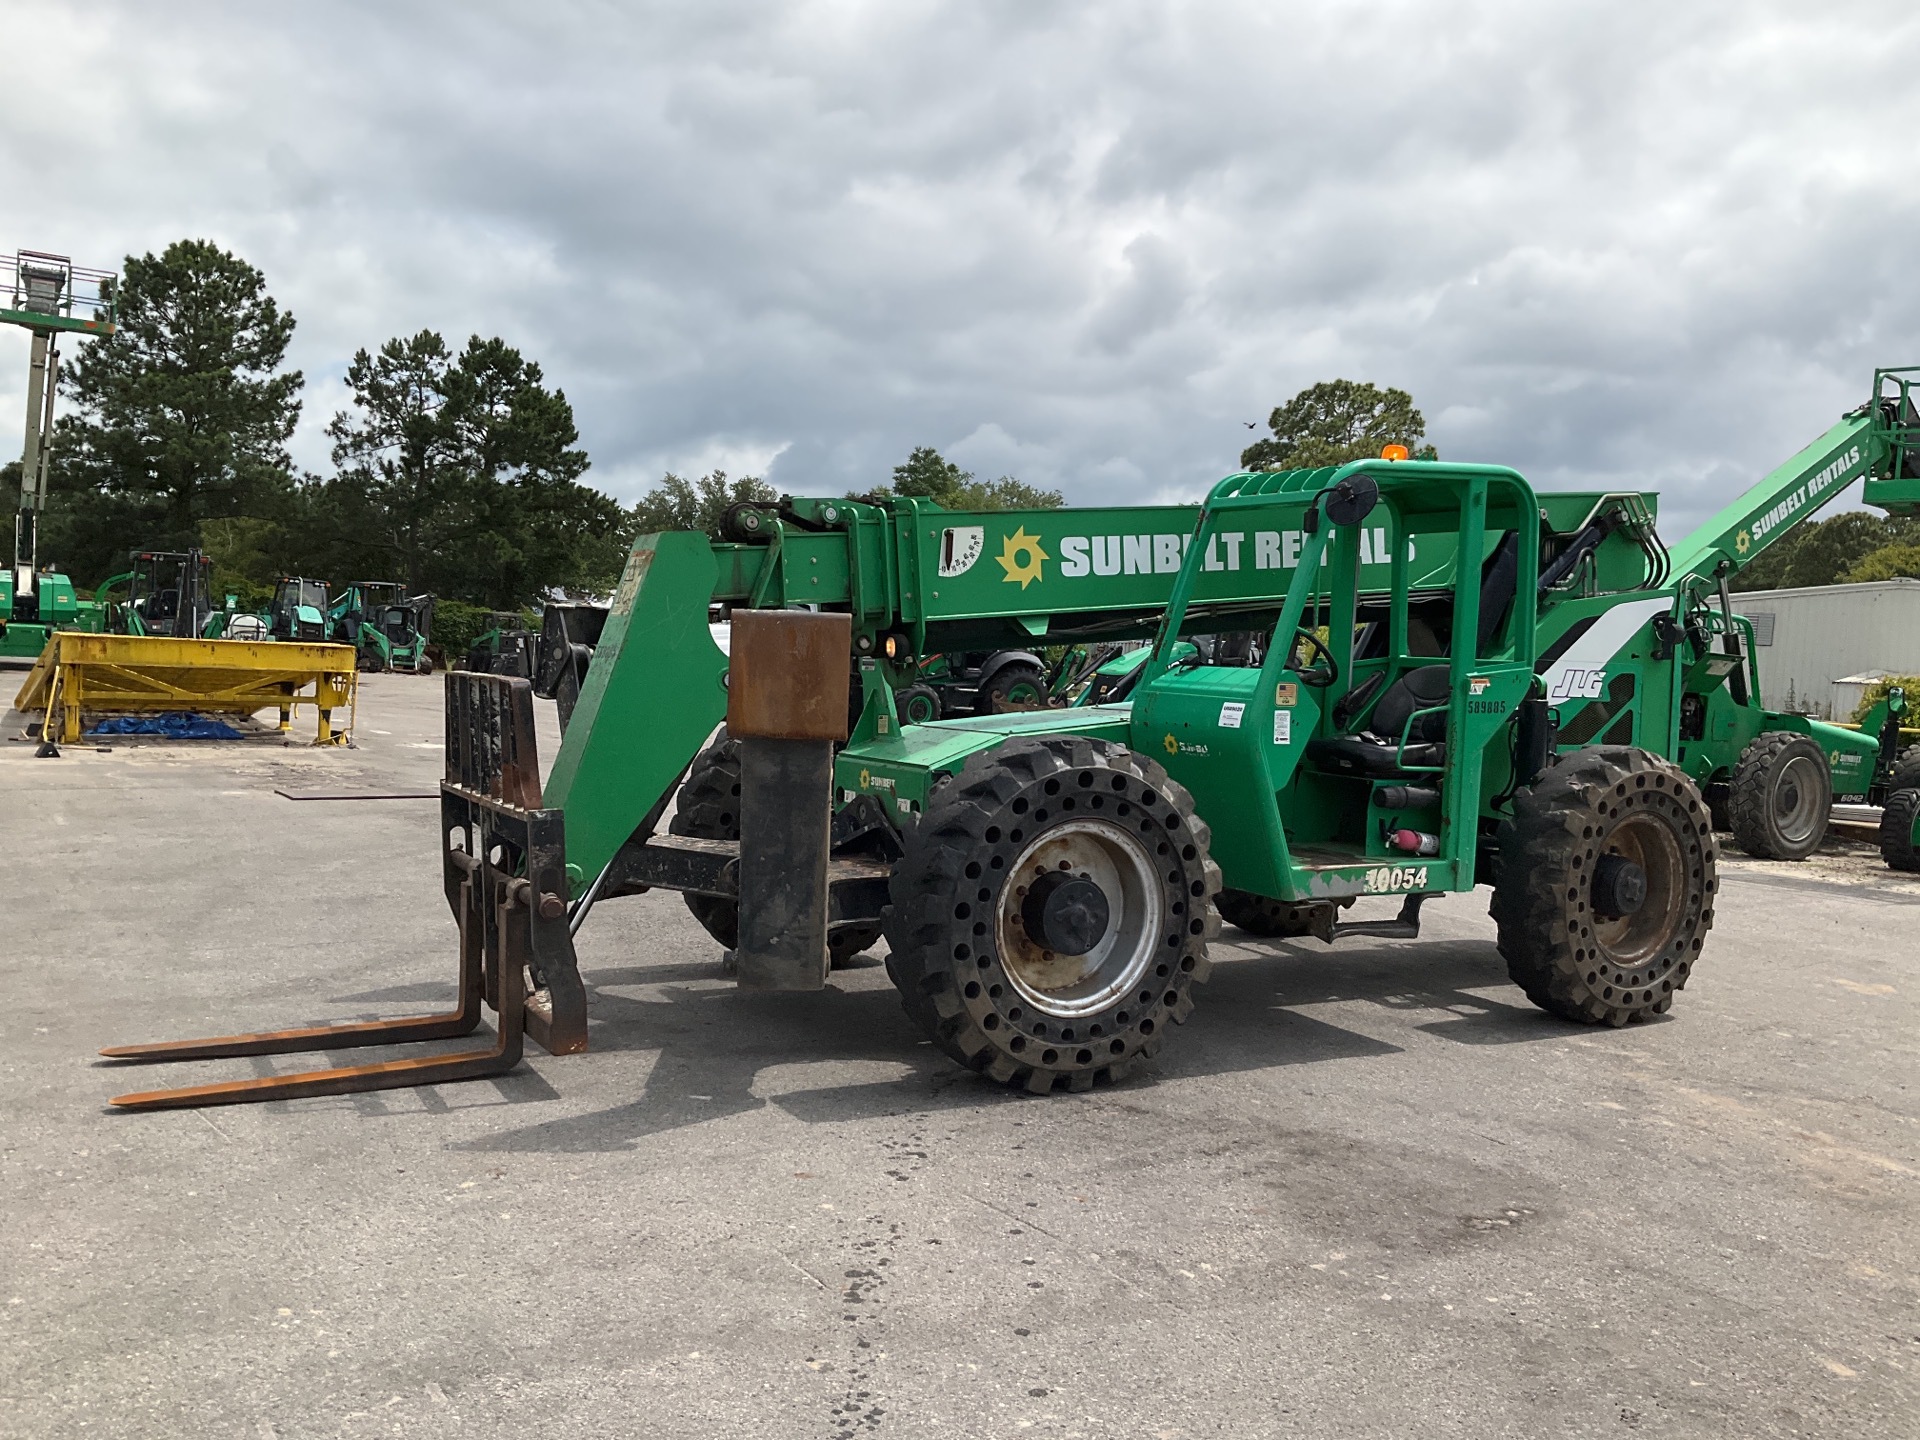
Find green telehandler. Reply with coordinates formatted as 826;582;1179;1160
102;368;1920;1108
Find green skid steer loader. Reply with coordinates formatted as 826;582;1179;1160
102;368;1920;1109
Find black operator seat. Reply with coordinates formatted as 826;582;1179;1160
1306;665;1450;778
1302;532;1518;780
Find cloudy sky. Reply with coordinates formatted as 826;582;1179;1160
4;1;1917;536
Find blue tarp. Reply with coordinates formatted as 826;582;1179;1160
87;712;247;740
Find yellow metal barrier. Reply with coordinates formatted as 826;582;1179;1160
13;633;358;745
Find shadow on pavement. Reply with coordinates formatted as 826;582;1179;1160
447;930;1590;1153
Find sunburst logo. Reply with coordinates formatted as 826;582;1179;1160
996;528;1049;588
1735;530;1751;556
1163;733;1179;756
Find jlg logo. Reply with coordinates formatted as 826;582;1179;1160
1549;668;1606;702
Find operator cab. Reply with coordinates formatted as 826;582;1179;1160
1129;460;1543;896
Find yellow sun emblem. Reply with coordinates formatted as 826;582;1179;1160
1735;530;1751;556
1163;733;1179;756
996;527;1049;588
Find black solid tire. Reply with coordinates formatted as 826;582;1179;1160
896;683;942;725
1704;779;1732;833
975;662;1048;715
1881;788;1920;873
669;729;883;967
1215;888;1319;938
1491;746;1717;1027
883;735;1220;1093
1728;731;1831;861
1890;744;1920;796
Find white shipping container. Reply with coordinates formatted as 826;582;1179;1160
1730;579;1920;719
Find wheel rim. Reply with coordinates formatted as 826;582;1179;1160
1591;813;1685;967
903;694;936;723
1771;754;1824;844
995;818;1163;1018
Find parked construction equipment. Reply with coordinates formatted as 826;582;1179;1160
459;610;536;676
102;368;1920;1108
329;582;434;672
269;578;330;642
533;601;609;730
0;249;116;661
97;550;217;639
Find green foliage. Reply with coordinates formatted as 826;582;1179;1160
629;470;779;535
311;331;627;607
1852;675;1920;725
861;446;1064;510
1240;380;1437;472
432;599;498;660
1844;542;1920;583
1731;511;1920;591
198;516;285;609
45;239;302;585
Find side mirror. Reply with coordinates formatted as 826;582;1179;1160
1324;473;1380;528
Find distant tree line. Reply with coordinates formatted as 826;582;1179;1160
21;239;1058;612
1730;510;1920;590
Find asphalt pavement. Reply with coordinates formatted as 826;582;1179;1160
3;672;1916;1439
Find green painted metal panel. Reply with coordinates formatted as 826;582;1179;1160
0;308;115;336
544;532;730;886
834;706;1136;812
1666;412;1883;583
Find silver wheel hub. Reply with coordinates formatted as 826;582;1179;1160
995;818;1163;1019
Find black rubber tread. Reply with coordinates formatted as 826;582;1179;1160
1889;744;1920;796
1880;788;1920;873
1704;779;1732;834
669;729;883;967
1490;746;1716;1028
896;684;942;725
1215;888;1318;938
882;735;1221;1093
975;662;1049;716
1727;730;1831;861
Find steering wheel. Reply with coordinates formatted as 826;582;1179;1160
1287;627;1338;688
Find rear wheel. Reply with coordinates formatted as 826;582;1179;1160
670;730;882;967
976;662;1048;715
1881;788;1920;873
1491;746;1716;1027
896;683;942;725
1728;731;1830;860
1215;888;1322;938
883;736;1219;1092
1890;744;1920;796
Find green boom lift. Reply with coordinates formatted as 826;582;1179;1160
0;250;116;660
102;369;1920;1108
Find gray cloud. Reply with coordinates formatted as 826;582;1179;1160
2;0;1916;540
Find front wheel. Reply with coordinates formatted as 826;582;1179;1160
1492;746;1717;1027
1728;731;1830;860
884;736;1219;1092
1881;788;1920;873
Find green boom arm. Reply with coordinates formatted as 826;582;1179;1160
1666;368;1920;586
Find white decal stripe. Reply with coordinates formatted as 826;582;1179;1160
1539;597;1671;699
